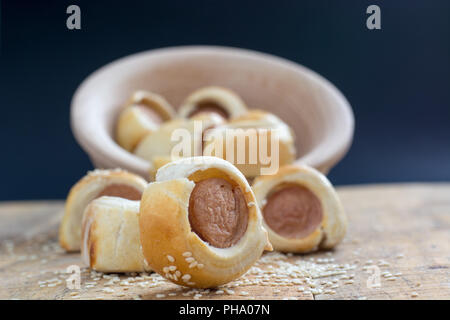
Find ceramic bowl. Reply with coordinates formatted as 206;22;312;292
71;46;354;178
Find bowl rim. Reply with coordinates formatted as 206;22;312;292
71;45;354;176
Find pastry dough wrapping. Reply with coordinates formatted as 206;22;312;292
134;113;225;176
139;156;272;288
81;196;151;273
203;110;296;178
178;86;247;119
59;169;148;252
252;164;347;253
116;90;176;151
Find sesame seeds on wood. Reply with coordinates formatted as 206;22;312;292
0;183;449;300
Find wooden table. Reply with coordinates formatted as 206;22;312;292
0;183;449;300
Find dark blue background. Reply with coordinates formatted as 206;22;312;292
0;0;449;200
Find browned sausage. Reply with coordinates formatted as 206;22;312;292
188;178;248;248
97;184;142;201
263;184;323;239
188;101;229;119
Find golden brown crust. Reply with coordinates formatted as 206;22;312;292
252;164;347;253
59;169;148;252
127;90;176;122
139;157;271;288
178;86;248;120
148;156;173;181
203;110;296;178
115;91;176;152
134;114;225;172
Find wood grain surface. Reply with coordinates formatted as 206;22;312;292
0;183;449;300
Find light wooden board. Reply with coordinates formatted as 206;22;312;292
0;183;449;300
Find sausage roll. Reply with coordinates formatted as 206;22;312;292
134;113;224;173
252;164;347;253
81;196;151;273
116;90;176;152
59;169;148;252
178;86;247;120
139;156;272;288
203;110;296;178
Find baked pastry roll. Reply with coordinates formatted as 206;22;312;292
148;156;173;181
139;156;272;288
134;113;224;173
178;86;248;120
81;196;151;273
203;110;296;178
116;90;176;151
59;169;148;252
252;164;347;253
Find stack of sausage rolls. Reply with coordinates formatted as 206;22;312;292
59;86;347;289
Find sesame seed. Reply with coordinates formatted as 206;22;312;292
386;277;397;281
378;260;390;267
182;274;191;282
31;240;376;300
168;265;177;272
